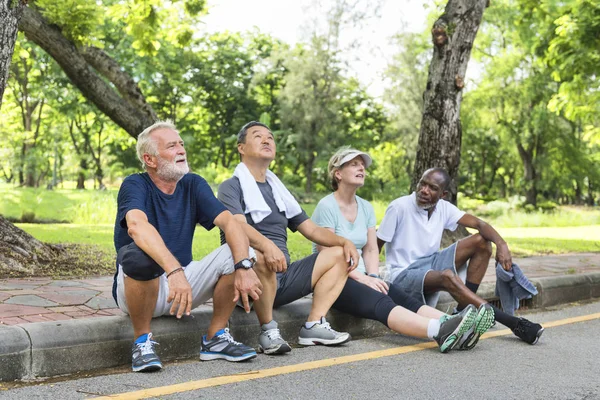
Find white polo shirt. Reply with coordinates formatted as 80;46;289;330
377;192;465;281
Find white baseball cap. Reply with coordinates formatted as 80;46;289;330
332;150;373;168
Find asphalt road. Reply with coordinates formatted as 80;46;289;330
2;300;600;400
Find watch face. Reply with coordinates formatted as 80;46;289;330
240;258;253;268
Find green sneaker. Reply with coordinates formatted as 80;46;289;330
456;303;495;350
434;304;476;353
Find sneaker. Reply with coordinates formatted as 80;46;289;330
512;317;544;344
434;304;477;353
456;303;495;350
298;317;351;346
258;320;292;355
131;333;163;372
200;328;257;362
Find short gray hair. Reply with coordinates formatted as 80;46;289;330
136;120;178;170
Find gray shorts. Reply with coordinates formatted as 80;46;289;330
391;242;467;307
116;244;255;317
273;253;319;308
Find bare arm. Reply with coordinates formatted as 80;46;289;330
316;226;388;294
231;214;287;272
214;210;263;312
297;219;359;271
458;213;512;270
125;209;191;318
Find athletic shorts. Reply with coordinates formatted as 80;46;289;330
391;242;467;307
273;253;319;308
115;243;255;317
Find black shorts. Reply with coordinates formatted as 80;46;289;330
273;253;318;308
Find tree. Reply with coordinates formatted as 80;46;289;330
411;0;489;205
0;0;25;107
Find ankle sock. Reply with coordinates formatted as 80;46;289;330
135;333;149;344
427;319;441;339
490;305;518;330
466;280;480;294
304;320;319;329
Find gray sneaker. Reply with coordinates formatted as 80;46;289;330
435;304;476;353
131;332;163;372
456;303;495;350
258;320;292;355
298;317;351;346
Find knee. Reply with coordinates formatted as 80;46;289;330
440;269;461;292
118;242;163;281
473;234;492;256
252;251;271;275
319;246;349;274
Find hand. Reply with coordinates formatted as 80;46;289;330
167;270;193;318
342;239;360;272
495;243;513;271
233;268;263;313
358;275;389;294
263;242;287;273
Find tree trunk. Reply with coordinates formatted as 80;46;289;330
304;151;315;194
0;215;61;274
18;6;155;137
411;0;488;206
0;0;24;107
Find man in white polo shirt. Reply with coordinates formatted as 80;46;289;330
377;168;544;349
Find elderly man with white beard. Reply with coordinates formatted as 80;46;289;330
113;121;262;372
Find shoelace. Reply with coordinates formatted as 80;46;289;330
264;328;283;341
319;320;339;333
217;328;242;345
137;334;159;356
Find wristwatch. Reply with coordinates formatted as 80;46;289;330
234;258;255;271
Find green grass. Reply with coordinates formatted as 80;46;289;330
2;186;118;224
7;186;600;265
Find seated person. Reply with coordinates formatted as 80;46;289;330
114;121;262;372
377;167;544;347
312;147;488;352
218;121;359;354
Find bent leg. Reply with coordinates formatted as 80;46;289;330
455;234;492;285
252;251;277;325
424;269;486;309
309;246;349;321
123;277;160;339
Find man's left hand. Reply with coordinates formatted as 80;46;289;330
342;239;360;272
496;243;513;271
233;268;263;313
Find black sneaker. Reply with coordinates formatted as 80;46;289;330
512;317;544;344
435;305;477;353
131;333;163;372
200;328;257;362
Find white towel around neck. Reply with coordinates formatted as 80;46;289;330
233;162;303;224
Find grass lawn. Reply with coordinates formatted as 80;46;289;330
7;185;600;274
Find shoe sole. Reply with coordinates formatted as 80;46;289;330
298;333;351;346
200;352;257;362
530;327;544;345
440;306;477;353
458;304;495;350
258;343;292;355
132;362;163;372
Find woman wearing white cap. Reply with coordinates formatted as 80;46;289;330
311;147;477;352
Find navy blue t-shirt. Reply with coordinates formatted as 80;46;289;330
112;173;226;301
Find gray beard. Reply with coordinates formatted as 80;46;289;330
156;157;189;182
419;202;436;211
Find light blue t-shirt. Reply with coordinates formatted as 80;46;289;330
311;193;377;274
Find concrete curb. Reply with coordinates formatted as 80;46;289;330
2;273;600;382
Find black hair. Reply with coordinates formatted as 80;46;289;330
237;121;271;144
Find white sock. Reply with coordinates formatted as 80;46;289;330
427;319;441;339
304;320;320;329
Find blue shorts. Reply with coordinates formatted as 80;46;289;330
391;242;467;307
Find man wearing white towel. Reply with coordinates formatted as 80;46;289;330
218;121;359;354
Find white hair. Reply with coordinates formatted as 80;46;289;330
136;120;178;170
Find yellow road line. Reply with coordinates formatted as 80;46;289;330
97;312;600;400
